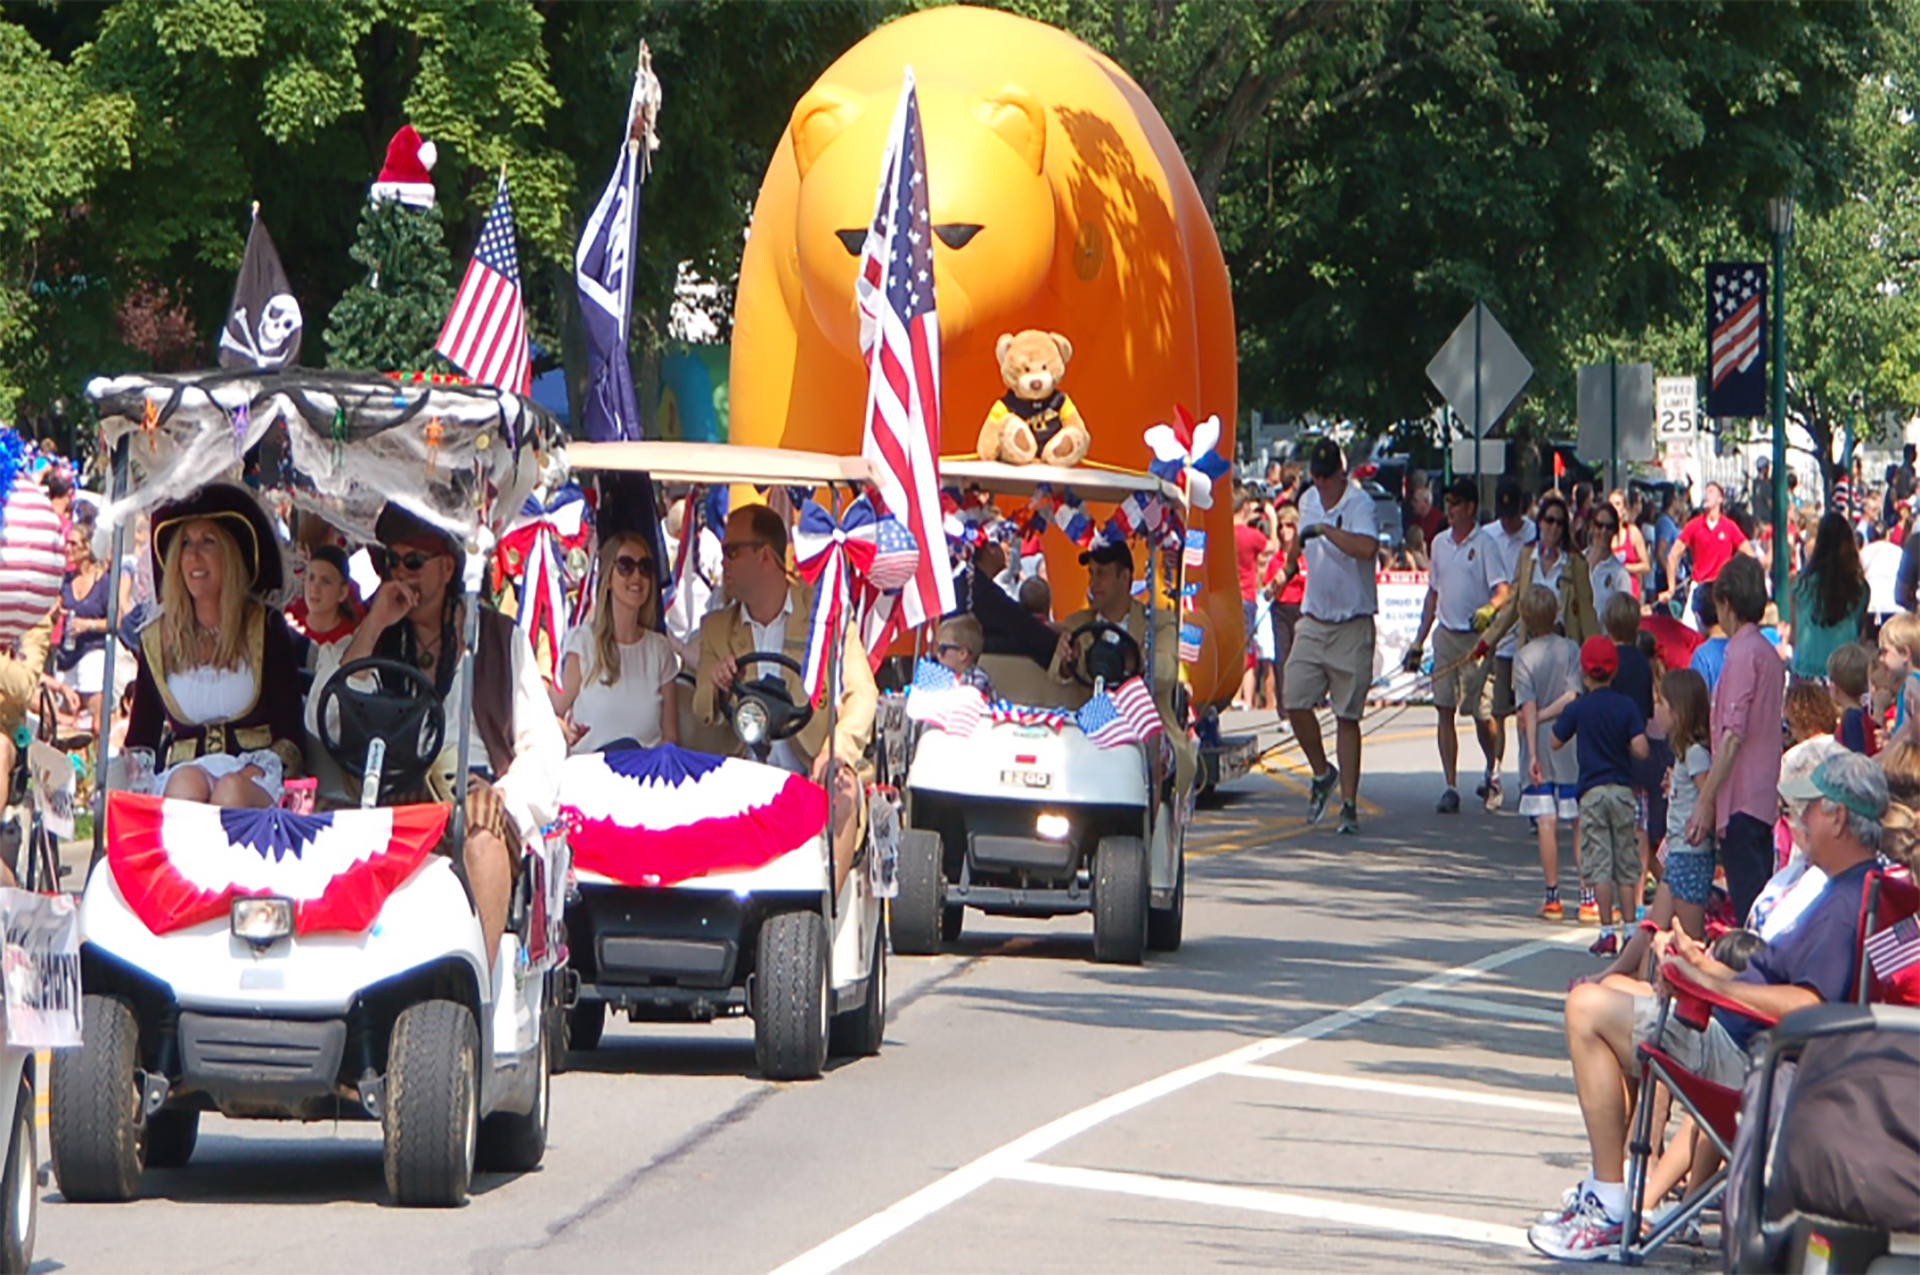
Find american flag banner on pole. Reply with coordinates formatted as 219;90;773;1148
1865;914;1920;984
437;173;531;394
1704;262;1766;418
856;67;955;638
904;659;987;738
1075;676;1165;749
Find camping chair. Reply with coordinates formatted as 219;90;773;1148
1618;866;1920;1265
1726;1001;1920;1274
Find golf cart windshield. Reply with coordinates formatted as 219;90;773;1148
87;369;560;552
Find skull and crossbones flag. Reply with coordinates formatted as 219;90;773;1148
218;209;304;370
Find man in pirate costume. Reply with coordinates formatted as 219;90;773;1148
312;504;564;962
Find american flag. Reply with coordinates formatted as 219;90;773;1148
1705;262;1765;417
437;174;531;394
1184;528;1207;570
856;68;954;643
989;701;1073;731
904;659;986;738
1076;677;1164;749
1179;621;1202;664
1865;915;1920;983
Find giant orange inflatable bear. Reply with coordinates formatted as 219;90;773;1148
728;5;1242;703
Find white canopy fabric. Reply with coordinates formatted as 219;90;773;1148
566;440;876;489
937;458;1187;512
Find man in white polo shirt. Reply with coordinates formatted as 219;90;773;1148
1407;478;1510;814
1280;439;1379;835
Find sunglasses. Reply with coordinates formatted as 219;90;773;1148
1593;520;1619;533
612;554;656;579
721;541;766;561
377;547;445;576
936;643;969;658
1541;516;1568;528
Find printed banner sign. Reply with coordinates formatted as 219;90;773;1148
1;889;81;1048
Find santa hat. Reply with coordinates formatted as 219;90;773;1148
370;125;438;209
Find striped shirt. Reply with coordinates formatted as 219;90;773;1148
0;480;66;648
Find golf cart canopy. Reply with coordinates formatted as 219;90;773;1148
567;440;878;490
85;369;561;547
938;458;1188;513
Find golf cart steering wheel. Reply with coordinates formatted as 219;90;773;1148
726;651;815;755
316;657;448;797
1065;620;1144;689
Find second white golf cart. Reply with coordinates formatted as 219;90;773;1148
558;441;889;1081
890;460;1192;964
53;370;569;1207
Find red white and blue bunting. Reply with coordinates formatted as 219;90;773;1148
793;495;919;701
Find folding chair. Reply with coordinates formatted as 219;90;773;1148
1618;866;1919;1266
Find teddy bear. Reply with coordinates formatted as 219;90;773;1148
976;330;1091;467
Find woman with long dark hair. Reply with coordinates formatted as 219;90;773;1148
1786;512;1868;681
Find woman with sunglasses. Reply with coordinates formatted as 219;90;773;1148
551;531;679;753
1480;492;1598;653
1585;502;1635;623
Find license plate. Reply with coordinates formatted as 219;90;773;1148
999;768;1052;790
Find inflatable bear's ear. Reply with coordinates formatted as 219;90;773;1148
790;86;864;179
974;86;1046;174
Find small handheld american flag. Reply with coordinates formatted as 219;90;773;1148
1865;914;1920;984
904;659;986;738
1076;677;1165;749
438;173;532;395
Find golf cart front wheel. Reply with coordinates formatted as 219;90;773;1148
890;829;944;955
1147;837;1185;954
1092;835;1149;965
567;998;606;1055
755;911;829;1080
477;1022;549;1173
49;994;144;1202
142;1110;198;1169
383;999;479;1207
0;1072;35;1273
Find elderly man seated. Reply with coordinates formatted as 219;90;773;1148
691;503;876;891
1527;751;1892;1261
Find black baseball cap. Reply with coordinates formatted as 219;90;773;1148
1444;477;1478;506
1307;438;1345;479
1495;476;1524;518
1079;539;1134;571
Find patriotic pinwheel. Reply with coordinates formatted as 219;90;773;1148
1144;405;1231;510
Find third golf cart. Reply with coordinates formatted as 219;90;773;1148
889;459;1193;964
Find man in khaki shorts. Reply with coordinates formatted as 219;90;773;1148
1406;478;1509;814
1281;439;1379;835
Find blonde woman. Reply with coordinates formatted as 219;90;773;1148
552;531;679;753
125;485;303;806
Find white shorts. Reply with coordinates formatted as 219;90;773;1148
1520;783;1580;821
157;750;284;804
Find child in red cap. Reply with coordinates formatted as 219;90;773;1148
1551;635;1651;956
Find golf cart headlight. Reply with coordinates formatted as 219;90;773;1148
733;698;770;748
1035;814;1071;841
231;897;293;946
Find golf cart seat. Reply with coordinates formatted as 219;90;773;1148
978;653;1078;710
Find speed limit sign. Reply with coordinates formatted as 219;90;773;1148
1657;377;1698;438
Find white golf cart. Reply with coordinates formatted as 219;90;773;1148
889;460;1192;964
52;370;569;1206
557;441;888;1081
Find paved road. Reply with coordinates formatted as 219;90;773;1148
38;711;1694;1274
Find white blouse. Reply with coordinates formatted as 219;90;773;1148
165;664;257;725
562;625;678;754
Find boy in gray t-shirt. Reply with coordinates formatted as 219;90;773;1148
1513;587;1583;920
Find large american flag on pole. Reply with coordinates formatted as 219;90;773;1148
437;173;531;394
856;67;955;648
1704;262;1766;418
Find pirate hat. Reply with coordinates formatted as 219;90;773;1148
152;483;285;596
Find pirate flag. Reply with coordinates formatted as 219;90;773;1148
218;209;304;370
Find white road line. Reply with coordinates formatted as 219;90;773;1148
767;928;1589;1275
1221;1064;1583;1118
1001;1161;1532;1252
1402;991;1570;1028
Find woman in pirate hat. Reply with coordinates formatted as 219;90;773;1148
125;483;304;806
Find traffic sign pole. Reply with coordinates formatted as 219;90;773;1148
1473;300;1483;502
1609;354;1618;492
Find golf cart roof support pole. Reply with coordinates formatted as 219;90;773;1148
92;435;132;869
1473;298;1482;504
449;552;482;851
825;479;846;919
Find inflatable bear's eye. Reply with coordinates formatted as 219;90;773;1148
834;229;866;256
934;223;983;249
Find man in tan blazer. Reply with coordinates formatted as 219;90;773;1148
693;503;877;888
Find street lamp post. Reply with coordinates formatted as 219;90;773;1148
1767;195;1793;601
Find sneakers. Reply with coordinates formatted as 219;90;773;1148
1436;787;1461;814
1483;775;1503;812
1644;1199;1704;1246
1307;766;1339;825
1538;898;1565;922
1336;802;1360;835
1588;930;1619;957
1535;1184;1583;1226
1474;777;1489;800
1577;897;1599;925
1528;1192;1624;1261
